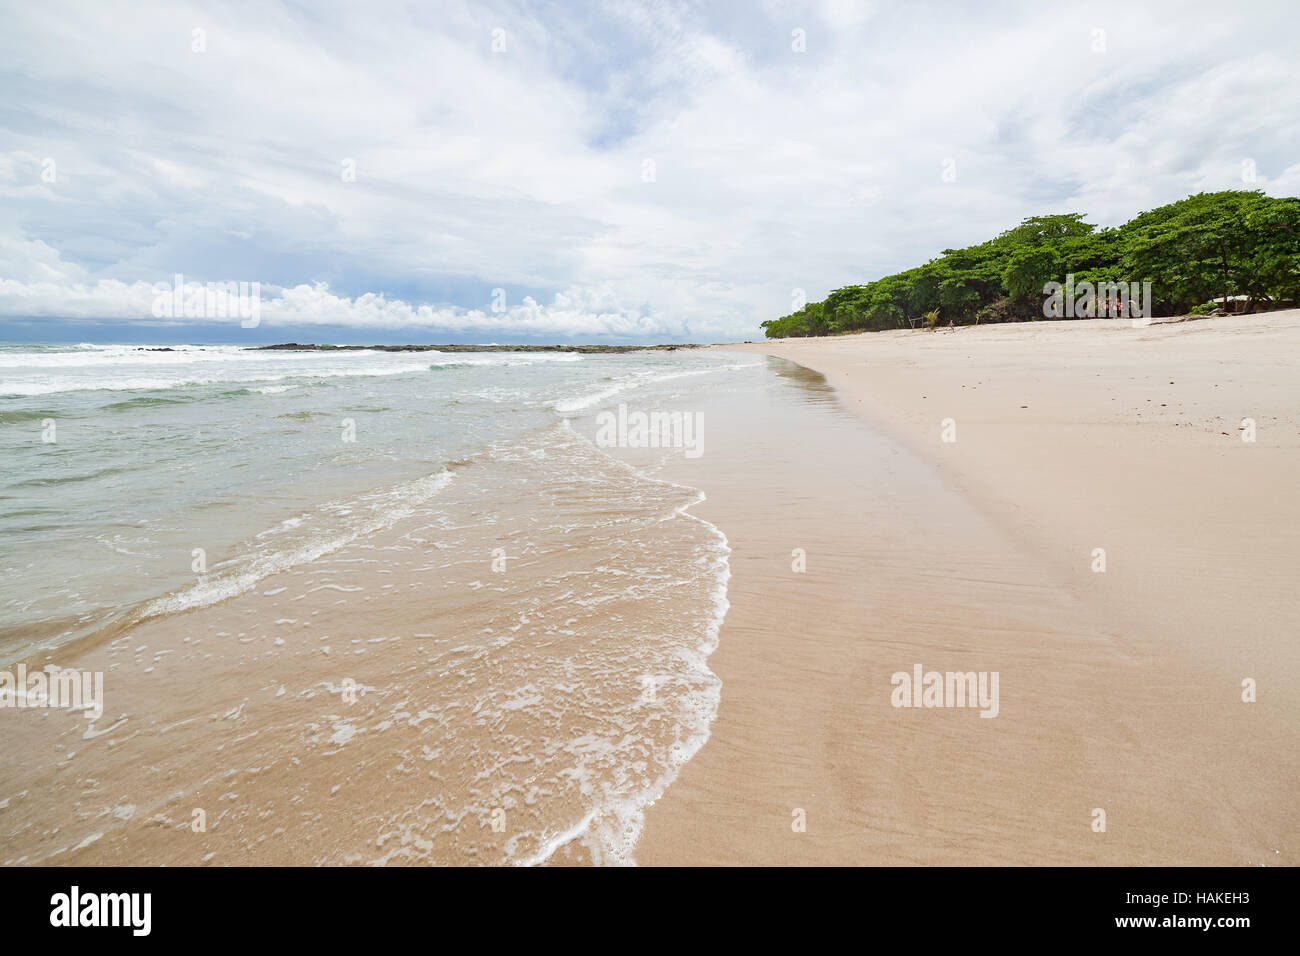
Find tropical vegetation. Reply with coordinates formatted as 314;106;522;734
760;191;1300;337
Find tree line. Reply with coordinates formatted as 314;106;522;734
761;190;1300;337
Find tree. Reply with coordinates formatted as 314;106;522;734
762;192;1299;337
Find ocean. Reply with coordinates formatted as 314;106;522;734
0;342;763;864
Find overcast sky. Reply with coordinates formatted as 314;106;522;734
1;0;1298;343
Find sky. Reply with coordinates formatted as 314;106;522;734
1;0;1298;344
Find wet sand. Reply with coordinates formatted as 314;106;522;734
636;314;1300;865
0;421;728;866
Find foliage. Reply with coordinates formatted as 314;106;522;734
763;191;1300;337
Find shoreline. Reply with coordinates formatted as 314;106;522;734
0;356;747;866
635;313;1299;864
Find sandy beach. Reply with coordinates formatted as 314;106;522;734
637;312;1300;865
2;315;1297;867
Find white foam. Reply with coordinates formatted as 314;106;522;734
0;344;436;396
428;353;583;368
553;361;759;412
140;470;454;618
514;421;732;867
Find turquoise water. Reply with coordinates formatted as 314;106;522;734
0;343;759;663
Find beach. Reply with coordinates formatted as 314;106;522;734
2;316;1298;866
637;312;1300;865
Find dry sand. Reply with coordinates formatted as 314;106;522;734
636;312;1300;865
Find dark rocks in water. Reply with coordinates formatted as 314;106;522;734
251;343;702;353
137;347;176;351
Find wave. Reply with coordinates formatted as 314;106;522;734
138;468;455;619
427;354;583;369
520;420;732;867
0;408;61;423
0;344;252;369
552;361;759;413
10;464;146;488
102;395;194;411
0;346;589;396
1;364;434;396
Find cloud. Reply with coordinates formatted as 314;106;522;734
1;0;1297;341
0;272;687;337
